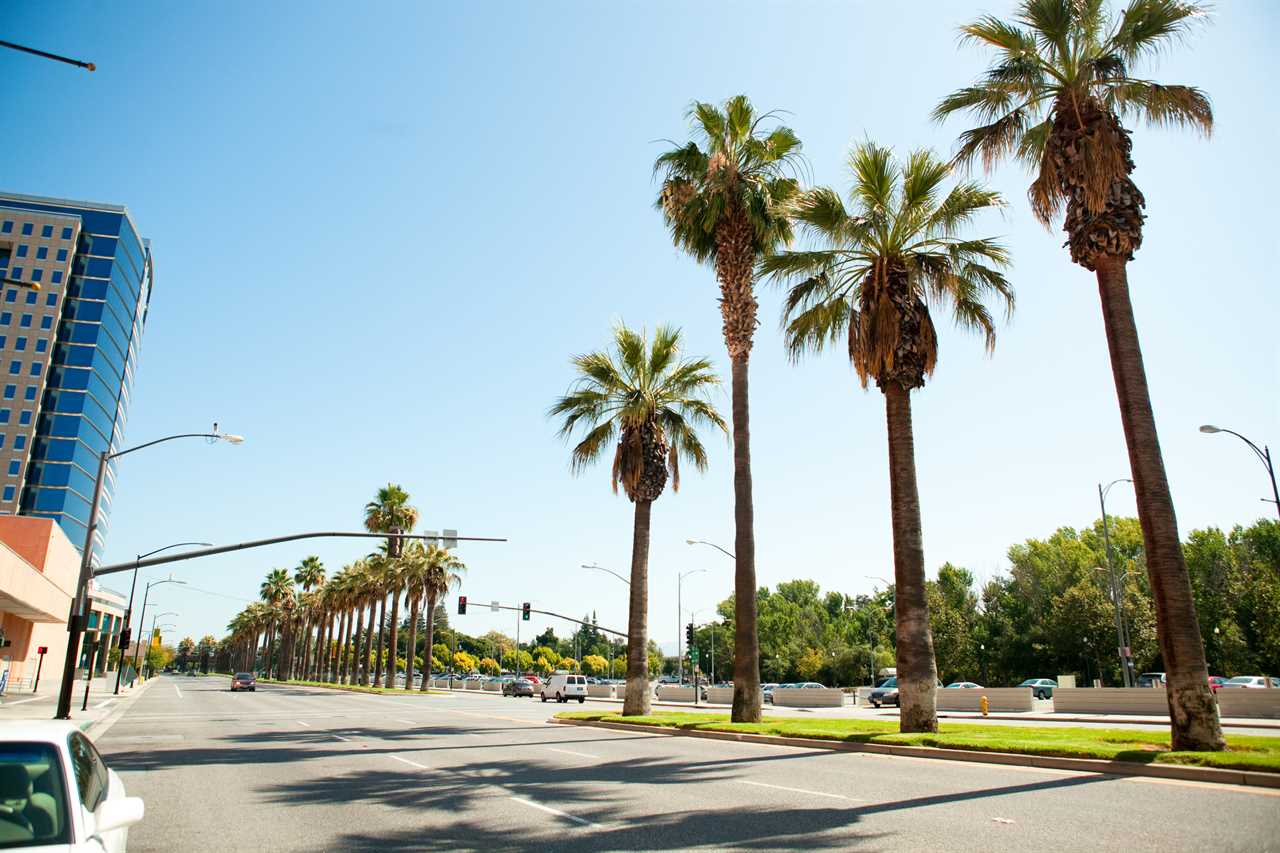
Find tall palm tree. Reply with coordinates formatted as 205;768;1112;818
934;0;1222;751
260;568;293;679
550;323;726;715
655;95;802;723
294;556;325;681
762;142;1013;733
367;551;396;688
419;544;466;692
399;541;430;690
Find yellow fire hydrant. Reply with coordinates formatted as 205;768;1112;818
980;695;990;717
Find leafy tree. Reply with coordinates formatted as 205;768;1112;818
580;654;609;676
419;546;465;692
478;657;500;676
551;323;725;716
763;142;1012;732
937;0;1221;752
452;651;477;674
656;95;803;723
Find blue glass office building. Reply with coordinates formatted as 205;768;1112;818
0;192;152;561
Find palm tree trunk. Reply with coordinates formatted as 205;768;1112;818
622;499;653;716
729;355;762;723
353;604;368;686
884;383;938;733
387;587;402;689
420;593;437;692
363;600;378;685
405;594;420;692
338;609;353;684
299;615;311;681
373;594;388;687
265;620;276;680
1094;255;1223;751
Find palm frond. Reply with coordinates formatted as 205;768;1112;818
1106;80;1212;134
1107;0;1210;65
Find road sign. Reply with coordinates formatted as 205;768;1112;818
491;600;499;613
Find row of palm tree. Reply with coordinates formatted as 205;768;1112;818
554;0;1224;751
224;485;467;690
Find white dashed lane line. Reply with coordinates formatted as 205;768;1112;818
734;779;863;802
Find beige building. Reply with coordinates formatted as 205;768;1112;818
0;516;126;694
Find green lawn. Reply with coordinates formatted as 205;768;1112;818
259;678;445;696
555;711;1280;773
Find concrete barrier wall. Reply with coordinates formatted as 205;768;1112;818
936;688;1034;712
655;685;696;702
1052;687;1169;715
464;680;481;690
482;682;500;692
704;687;736;704
1218;689;1280;718
854;687;874;707
771;688;844;708
586;684;615;699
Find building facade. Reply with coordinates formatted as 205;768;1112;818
0;192;152;561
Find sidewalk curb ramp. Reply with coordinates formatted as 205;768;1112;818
553;717;1280;791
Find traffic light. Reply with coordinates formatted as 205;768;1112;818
118;628;132;650
457;595;467;615
522;602;531;621
686;623;694;648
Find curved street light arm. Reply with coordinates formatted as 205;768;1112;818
110;433;232;462
686;539;735;560
580;563;631;586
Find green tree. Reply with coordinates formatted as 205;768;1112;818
655;95;803;723
936;0;1221;752
478;657;500;676
763;142;1012;732
418;545;465;692
580;654;609;676
551;323;725;716
259;568;294;679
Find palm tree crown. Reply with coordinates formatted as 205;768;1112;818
550;324;726;502
933;0;1211;268
295;555;325;591
364;484;420;534
261;568;293;605
764;142;1013;389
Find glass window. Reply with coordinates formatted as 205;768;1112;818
36;246;48;260
0;435;5;449
56;248;68;262
0;336;5;348
0;313;10;325
7;461;18;476
2;385;12;399
0;221;11;233
61;226;73;240
29;362;41;377
24;386;35;400
19;314;31;328
41;224;53;238
35;339;47;353
68;733;108;812
2;485;12;501
40;316;51;330
0;410;8;423
0;741;71;845
14;435;25;450
21;223;32;236
3;290;13;303
8;268;20;280
14;337;25;351
7;360;19;375
46;293;57;306
15;244;28;258
51;271;63;285
19;410;31;425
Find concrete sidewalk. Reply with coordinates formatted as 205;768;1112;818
0;672;155;734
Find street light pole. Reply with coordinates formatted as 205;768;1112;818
1099;478;1135;687
1199;425;1280;519
115;543;209;695
128;580;186;688
676;569;706;684
686;539;735;560
147;617;177;677
56;429;243;719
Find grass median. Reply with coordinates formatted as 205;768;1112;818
556;711;1280;773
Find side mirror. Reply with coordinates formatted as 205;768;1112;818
94;797;145;834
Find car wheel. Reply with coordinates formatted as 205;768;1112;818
556;692;563;703
578;697;585;704
541;694;547;703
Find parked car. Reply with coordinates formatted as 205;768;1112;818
946;682;982;689
1208;676;1230;692
230;672;256;692
797;682;826;689
1019;678;1057;699
540;673;588;703
760;683;779;704
503;678;535;697
0;721;145;851
521;674;541;685
869;677;899;708
1136;672;1167;688
1221;676;1280;689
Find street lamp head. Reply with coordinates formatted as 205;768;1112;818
685;539;696;546
221;433;245;445
1199;425;1221;434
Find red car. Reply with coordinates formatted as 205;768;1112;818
231;672;257;692
522;674;541;684
1208;676;1229;692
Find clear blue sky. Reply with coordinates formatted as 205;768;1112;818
2;2;1276;651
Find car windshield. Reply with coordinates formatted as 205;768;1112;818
1018;679;1037;686
877;678;896;688
0;742;71;848
235;673;254;680
1226;677;1256;684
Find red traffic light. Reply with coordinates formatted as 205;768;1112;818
37;646;48;655
457;595;468;615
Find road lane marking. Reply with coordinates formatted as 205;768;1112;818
297;720;311;728
0;696;44;707
93;699;117;709
173;685;183;699
544;747;599;759
396;719;417;725
389;754;430;770
734;779;862;802
331;734;351;741
507;796;602;829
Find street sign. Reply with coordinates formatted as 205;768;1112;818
443;529;458;549
491;600;499;613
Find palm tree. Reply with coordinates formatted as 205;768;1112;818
655;95;802;723
934;0;1222;751
367;551;396;687
294;556;325;680
364;484;419;688
399;541;430;690
260;568;293;679
419;544;465;692
550;323;726;715
762;142;1013;733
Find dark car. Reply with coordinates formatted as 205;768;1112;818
503;678;535;697
231;672;256;692
869;677;899;708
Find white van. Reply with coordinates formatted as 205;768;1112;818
540;673;588;703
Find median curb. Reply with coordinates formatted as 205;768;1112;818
553;717;1280;790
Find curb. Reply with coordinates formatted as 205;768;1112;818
932;712;1280;731
553;717;1280;790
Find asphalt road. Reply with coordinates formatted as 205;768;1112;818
96;676;1280;852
